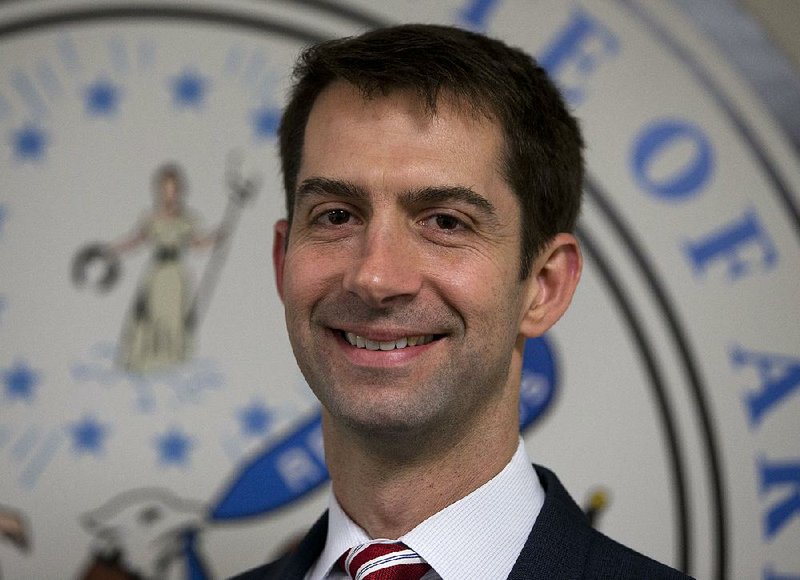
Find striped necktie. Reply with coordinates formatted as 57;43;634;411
338;540;431;580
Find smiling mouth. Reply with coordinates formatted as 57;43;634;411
341;331;440;351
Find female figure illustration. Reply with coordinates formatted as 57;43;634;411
72;158;258;374
110;163;223;373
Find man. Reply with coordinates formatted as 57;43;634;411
235;24;692;580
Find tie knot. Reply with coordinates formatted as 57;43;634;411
338;540;431;580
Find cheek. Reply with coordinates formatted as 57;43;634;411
429;258;522;324
282;250;339;305
431;251;516;296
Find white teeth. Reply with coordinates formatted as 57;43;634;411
344;332;433;350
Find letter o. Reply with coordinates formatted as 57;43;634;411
632;119;714;199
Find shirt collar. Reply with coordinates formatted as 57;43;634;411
308;439;543;580
306;488;371;580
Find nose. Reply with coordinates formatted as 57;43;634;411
342;222;422;307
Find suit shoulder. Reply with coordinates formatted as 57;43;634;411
227;558;283;580
587;530;694;579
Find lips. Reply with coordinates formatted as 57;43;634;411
342;332;437;351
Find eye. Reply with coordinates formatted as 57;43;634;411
321;209;351;225
418;211;470;237
433;214;461;230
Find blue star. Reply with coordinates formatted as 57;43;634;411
156;428;194;466
238;402;272;437
69;416;110;455
171;70;207;107
252;106;281;139
12;125;47;161
2;360;39;402
85;79;120;115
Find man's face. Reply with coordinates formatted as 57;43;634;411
274;83;542;439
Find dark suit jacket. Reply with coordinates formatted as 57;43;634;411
231;465;693;579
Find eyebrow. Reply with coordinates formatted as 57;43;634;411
403;185;497;219
295;177;368;204
296;177;497;220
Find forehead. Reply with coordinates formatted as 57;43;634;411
298;82;514;207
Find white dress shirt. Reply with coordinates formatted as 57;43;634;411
305;438;544;580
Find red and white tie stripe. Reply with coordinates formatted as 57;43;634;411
338;539;431;580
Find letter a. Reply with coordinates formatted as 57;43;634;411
731;345;800;427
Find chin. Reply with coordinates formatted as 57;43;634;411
341;405;449;447
326;397;426;430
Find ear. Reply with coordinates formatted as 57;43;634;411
272;219;290;302
519;233;582;338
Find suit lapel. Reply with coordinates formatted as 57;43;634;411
265;512;328;579
506;465;593;580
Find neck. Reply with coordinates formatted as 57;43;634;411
324;383;520;539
